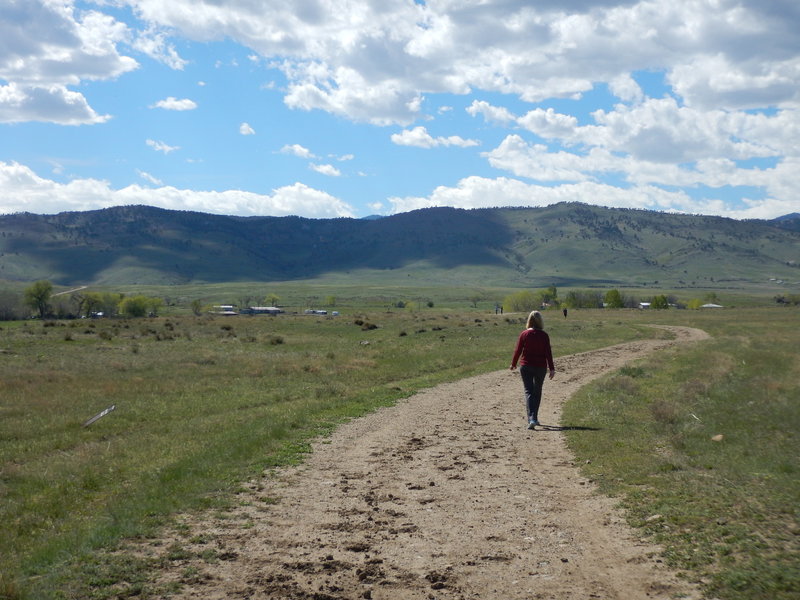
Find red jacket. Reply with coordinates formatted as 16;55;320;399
511;328;554;370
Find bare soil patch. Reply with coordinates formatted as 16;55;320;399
144;326;709;599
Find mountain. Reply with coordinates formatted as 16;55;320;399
0;203;798;289
771;213;800;232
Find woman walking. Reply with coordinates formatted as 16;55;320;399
510;310;555;429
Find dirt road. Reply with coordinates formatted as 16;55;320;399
151;326;709;599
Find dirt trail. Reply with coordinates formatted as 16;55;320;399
150;326;709;599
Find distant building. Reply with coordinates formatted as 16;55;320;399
701;303;724;309
304;309;336;316
243;306;282;315
211;305;238;315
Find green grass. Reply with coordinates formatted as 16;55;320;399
563;308;800;599
0;308;649;599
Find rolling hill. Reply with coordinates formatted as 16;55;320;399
0;203;797;289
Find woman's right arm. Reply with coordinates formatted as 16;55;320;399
510;331;524;369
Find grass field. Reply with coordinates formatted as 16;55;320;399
0;304;797;599
564;308;800;599
0;307;652;598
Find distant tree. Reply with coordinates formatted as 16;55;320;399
544;286;558;303
325;295;337;307
503;290;538;313
604;289;624;308
119;295;150;317
147;297;164;316
52;295;80;319
468;291;486;308
238;295;253;311
24;280;53;318
426;301;434;308
98;292;123;317
623;294;640;309
564;290;603;309
81;291;104;317
265;293;280;307
190;299;203;316
651;295;670;309
704;292;720;304
0;289;23;320
687;298;704;310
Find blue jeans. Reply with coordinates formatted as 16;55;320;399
519;365;547;422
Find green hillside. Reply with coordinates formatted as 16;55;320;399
0;203;797;290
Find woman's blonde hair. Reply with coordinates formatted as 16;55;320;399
526;310;544;330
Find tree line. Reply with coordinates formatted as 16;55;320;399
2;280;165;320
501;287;730;312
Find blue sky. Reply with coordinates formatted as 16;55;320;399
1;0;798;220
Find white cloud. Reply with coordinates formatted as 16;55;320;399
151;97;197;111
133;28;188;70
137;170;163;186
391;126;478;148
609;73;644;103
146;139;180;154
7;1;800;127
0;161;355;218
517;108;582;142
0;0;137;124
239;122;255;135
388;176;693;214
310;163;341;176
280;144;315;159
466;100;516;125
586;98;775;163
387;174;799;219
0;82;111;125
668;54;800;111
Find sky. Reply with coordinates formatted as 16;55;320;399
1;0;798;221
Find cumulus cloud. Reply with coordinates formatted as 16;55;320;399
0;82;110;125
0;0;137;124
466;100;516;125
389;176;691;214
391;126;478;148
468;93;799;214
126;0;800;124
146;139;180;154
388;174;795;220
2;1;798;220
5;1;800;128
609;73;644;103
151;97;197;111
239;122;255;135
310;163;341;176
0;161;355;218
516;109;582;143
280;144;315;159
